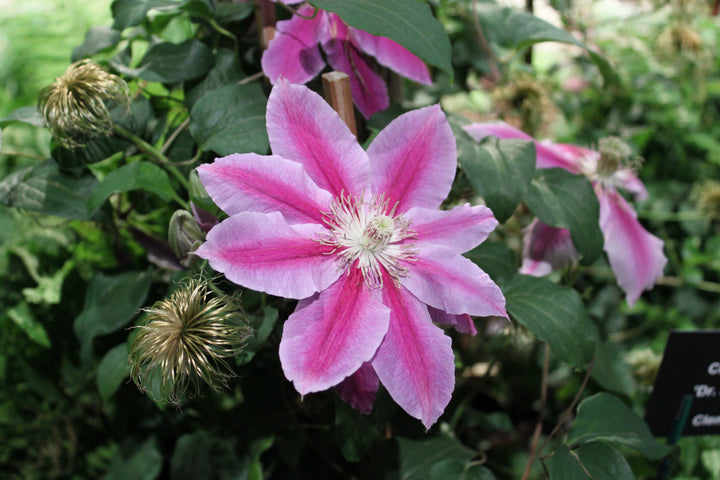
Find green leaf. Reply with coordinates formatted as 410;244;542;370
461;137;537;222
185;48;245;108
548;443;636;480
97;343;130;402
189;83;268;156
0;106;46;127
525;168;603;265
398;435;475;480
0;160;99;220
236;306;278;366
7;302;51;348
215;1;253;22
428;460;497;480
72;26;122;61
87;161;175;211
111;0;182;30
170;431;244;480
591;341;635;397
118;40;214;83
464;241;517;287
567;392;674;460
103;438;163;480
74;270;152;362
502;275;598;368
475;6;617;86
307;0;453;79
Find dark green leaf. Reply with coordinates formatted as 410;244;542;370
0;160;99;220
461;137;536;222
103;438;162;480
548;443;636;480
7;302;51;348
335;400;383;462
236;306;278;365
567;392;674;460
111;0;182;30
171;431;244;480
475;6;617;86
97;343;130;402
464;241;518;287
87;161;175;211
308;0;453;78
72;26;122;61
0;106;46;127
398;435;475;480
503;275;598;368
215;1;253;22
179;0;213;18
118;40;214;83
185;48;245;109
591;341;635;397
74;270;152;362
429;460;497;480
525;168;603;265
189;83;268;156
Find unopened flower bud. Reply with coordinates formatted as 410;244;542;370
129;278;250;406
169;210;204;262
38;60;131;148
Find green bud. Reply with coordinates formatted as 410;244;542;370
168;210;204;262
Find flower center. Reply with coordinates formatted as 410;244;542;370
577;136;641;190
319;193;416;288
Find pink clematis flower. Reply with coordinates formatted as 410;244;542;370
463;121;667;306
195;81;507;428
261;4;431;119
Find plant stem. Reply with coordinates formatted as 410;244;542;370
521;343;551;480
538;357;595;458
0;150;46;160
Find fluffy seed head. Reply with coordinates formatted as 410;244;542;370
596;136;639;177
129;278;250;406
491;74;555;137
38;60;131;148
693;181;720;221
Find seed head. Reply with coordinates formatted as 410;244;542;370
129;278;250;406
596;136;639;176
491;74;555;137
693;181;720;221
38;60;131;148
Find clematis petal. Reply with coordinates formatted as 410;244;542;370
324;42;389;119
194;211;340;299
261;6;327;84
406;203;498;254
351;29;431;85
463;122;581;173
267;79;371;197
520;218;579;275
401;246;507;318
368;105;456;211
372;278;455;429
334;362;380;414
197;153;333;225
429;306;477;336
598;188;667;306
279;266;390;394
614;168;648;201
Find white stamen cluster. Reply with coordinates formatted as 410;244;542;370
576;137;641;191
320;193;416;288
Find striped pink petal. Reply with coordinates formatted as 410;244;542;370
401;246;507;318
372;278;455;429
197;153;333;225
429;307;477;336
406;203;497;254
267;80;371;197
279;267;390;394
194;211;340;299
598;188;667;306
352;29;431;85
334;362;380;414
368;105;456;211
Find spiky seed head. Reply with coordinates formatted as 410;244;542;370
693;181;720;221
38;60;131;148
596;136;639;176
129;278;250;406
491;74;555;137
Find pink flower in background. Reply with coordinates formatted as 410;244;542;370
464;121;667;306
195;81;507;428
261;4;431;119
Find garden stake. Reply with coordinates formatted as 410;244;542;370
322;72;357;137
254;0;276;49
657;394;693;480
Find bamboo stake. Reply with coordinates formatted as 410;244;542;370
255;0;276;49
322;72;357;138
